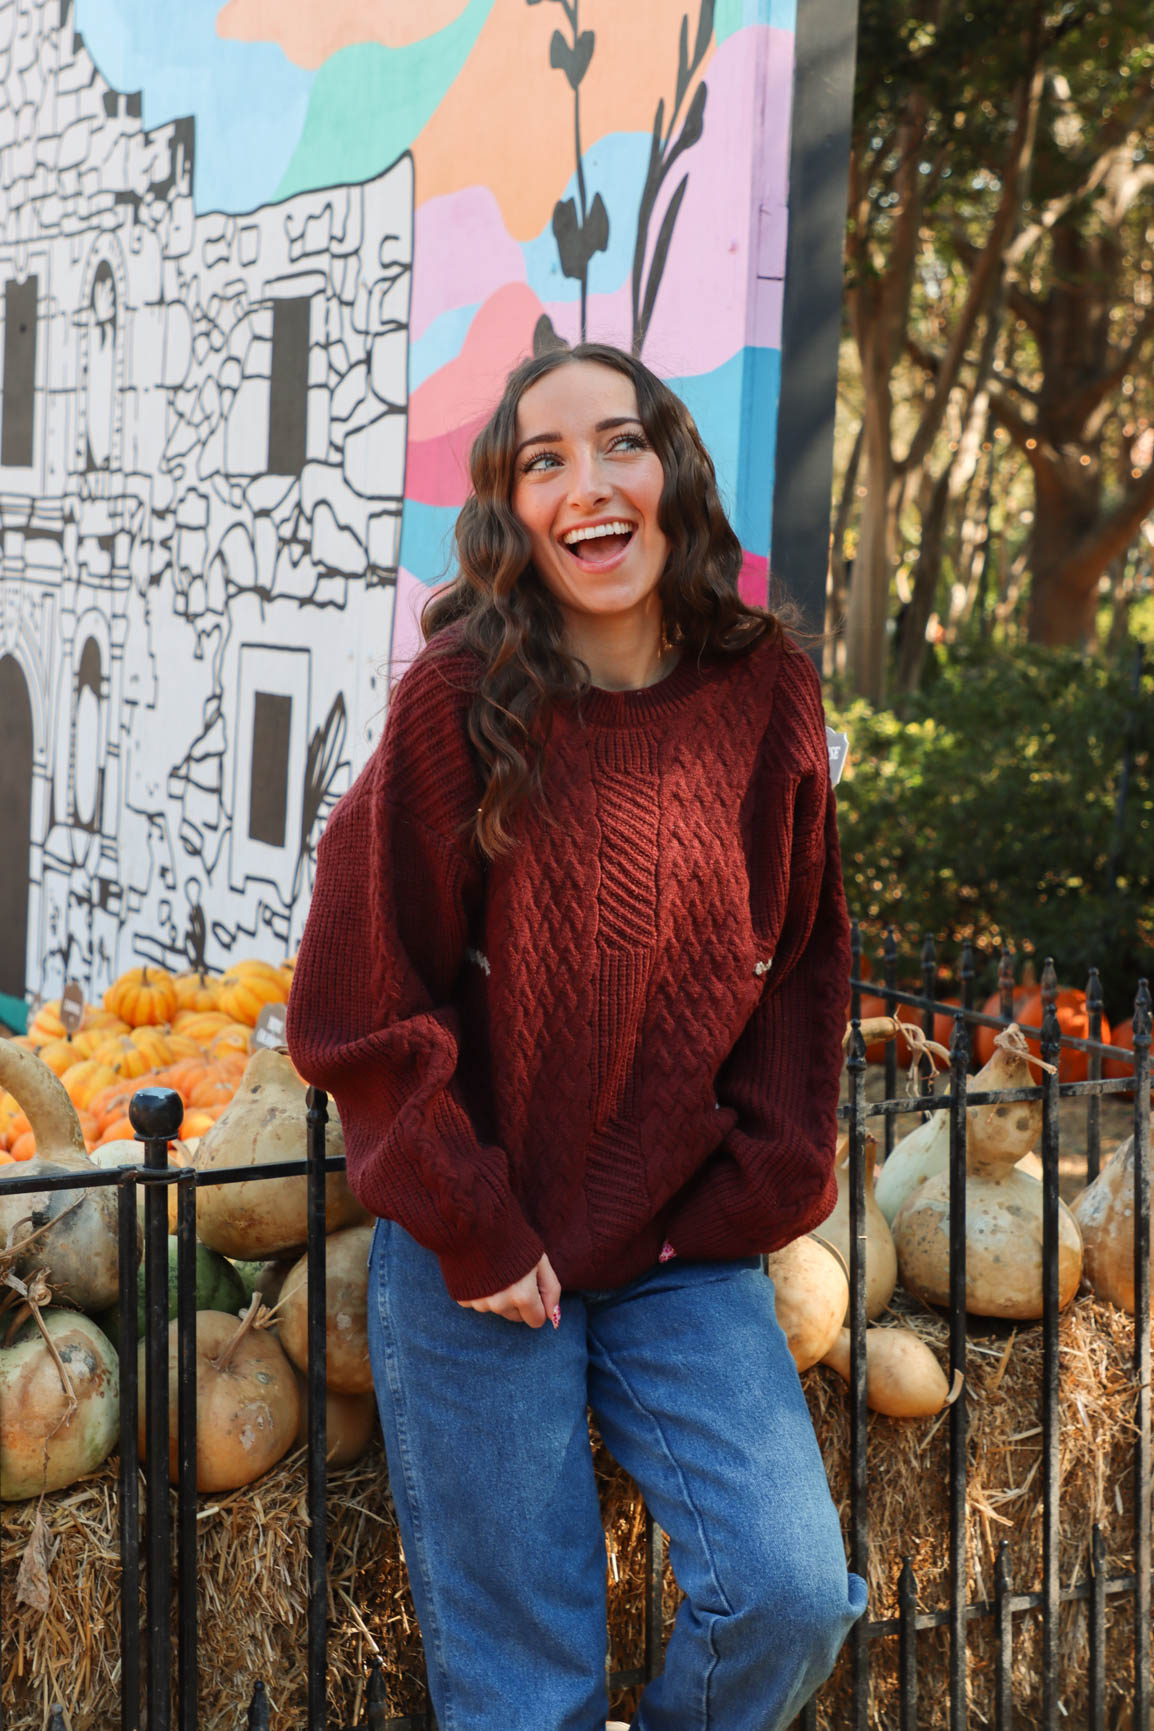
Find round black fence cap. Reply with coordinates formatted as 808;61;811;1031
128;1086;185;1141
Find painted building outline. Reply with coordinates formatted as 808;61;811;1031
0;0;412;1001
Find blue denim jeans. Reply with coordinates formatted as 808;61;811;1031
367;1218;866;1731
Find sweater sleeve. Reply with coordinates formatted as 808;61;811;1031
661;675;851;1260
285;663;546;1303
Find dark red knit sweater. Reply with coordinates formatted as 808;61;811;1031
285;632;851;1302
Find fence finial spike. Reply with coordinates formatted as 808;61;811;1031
247;1679;270;1731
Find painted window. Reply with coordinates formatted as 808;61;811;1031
73;637;104;833
248;691;292;848
267;297;310;476
85;261;117;472
1;277;38;468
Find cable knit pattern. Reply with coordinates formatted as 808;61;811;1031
286;633;851;1301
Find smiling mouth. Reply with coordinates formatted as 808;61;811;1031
559;523;637;569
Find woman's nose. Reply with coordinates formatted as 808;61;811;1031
566;447;611;508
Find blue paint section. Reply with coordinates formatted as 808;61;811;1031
275;0;496;201
715;0;796;38
411;303;481;392
75;0;313;213
669;346;780;557
522;133;652;305
401;498;461;587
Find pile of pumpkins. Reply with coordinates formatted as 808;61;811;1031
0;967;381;1505
0;959;295;1159
767;1022;1151;1417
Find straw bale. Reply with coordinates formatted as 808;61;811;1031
2;1294;1149;1729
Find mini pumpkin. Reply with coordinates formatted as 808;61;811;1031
103;965;179;1029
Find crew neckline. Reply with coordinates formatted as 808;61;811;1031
568;648;714;727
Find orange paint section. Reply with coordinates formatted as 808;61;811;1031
412;0;714;240
215;0;474;66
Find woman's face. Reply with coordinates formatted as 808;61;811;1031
510;361;669;631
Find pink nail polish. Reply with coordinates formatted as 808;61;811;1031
659;1240;677;1263
551;1305;561;1329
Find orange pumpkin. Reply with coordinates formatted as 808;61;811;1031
972;986;1037;1067
31;1038;84;1079
61;1059;120;1111
216;961;287;1028
94;1036;158;1081
9;1130;36;1161
98;1115;137;1146
126;1025;175;1069
173;969;223;1014
187;1074;239;1111
1016;988;1111;1086
159;1032;204;1063
103;965;179;1029
207;1024;252;1058
171;1010;236;1043
179;1106;225;1139
27;1001;67;1044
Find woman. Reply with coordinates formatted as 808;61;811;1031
286;342;866;1731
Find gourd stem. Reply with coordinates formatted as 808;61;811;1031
209;1292;273;1374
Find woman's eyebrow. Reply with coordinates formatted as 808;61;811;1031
514;417;643;460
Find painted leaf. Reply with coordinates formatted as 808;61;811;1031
584;192;609;260
639;174;690;345
552;197;586;281
550;27;594;91
677;80;707;157
694;0;716;70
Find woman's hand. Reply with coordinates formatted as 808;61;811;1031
458;1253;562;1328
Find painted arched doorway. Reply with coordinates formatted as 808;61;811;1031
0;655;34;999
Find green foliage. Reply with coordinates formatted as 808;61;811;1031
827;646;1154;1017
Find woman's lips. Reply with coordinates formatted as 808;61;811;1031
561;529;636;570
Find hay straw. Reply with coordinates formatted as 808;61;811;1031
2;1296;1150;1729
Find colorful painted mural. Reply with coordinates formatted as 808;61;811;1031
0;0;797;1006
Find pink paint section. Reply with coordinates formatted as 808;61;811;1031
388;567;435;688
738;550;768;610
412;186;527;341
409;280;543;441
405;413;489;506
641;28;793;374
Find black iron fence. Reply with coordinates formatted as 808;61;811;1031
0;933;1150;1730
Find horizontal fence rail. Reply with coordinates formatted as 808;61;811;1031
0;934;1150;1730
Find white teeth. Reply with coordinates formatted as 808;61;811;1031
561;520;635;548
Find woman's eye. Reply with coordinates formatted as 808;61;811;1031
610;433;647;453
522;451;560;473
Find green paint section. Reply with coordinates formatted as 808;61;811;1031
275;0;495;199
0;992;27;1035
715;0;795;40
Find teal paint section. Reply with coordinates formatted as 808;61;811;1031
411;303;482;393
401;498;461;587
0;992;28;1034
670;346;780;557
715;0;796;40
276;0;496;201
74;0;314;213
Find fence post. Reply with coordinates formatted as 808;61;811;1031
1130;980;1151;1731
846;1016;870;1729
129;1084;185;1731
947;1010;969;1731
305;1088;330;1731
1039;997;1062;1731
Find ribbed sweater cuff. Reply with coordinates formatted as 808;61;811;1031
436;1208;547;1304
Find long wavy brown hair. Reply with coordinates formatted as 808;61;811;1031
420;341;786;859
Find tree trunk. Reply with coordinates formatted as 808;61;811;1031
894;461;951;693
845;389;894;705
1026;463;1103;644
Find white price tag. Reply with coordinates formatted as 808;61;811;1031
60;980;86;1035
826;727;850;788
252;1001;288;1051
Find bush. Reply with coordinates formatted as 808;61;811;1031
826;645;1153;1021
